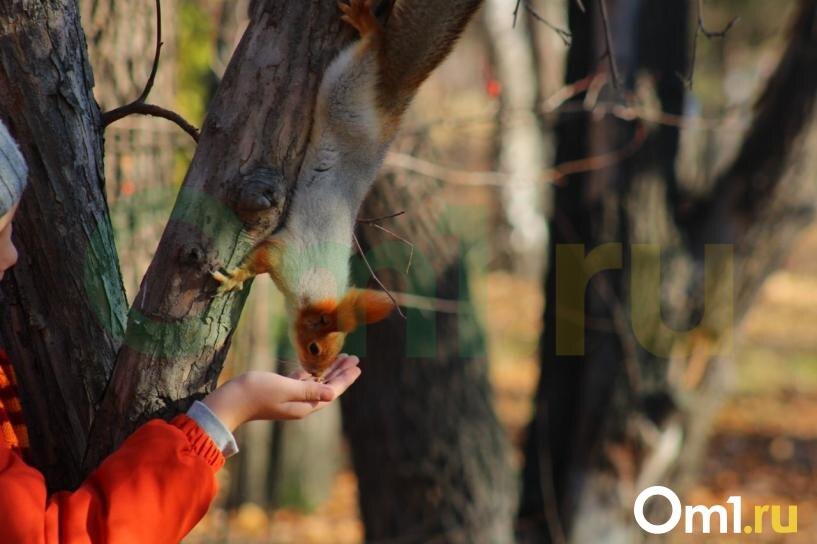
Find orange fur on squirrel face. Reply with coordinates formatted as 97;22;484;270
294;288;394;377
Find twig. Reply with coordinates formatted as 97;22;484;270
683;0;739;88
137;0;162;105
100;0;200;142
597;0;621;88
522;0;572;46
357;210;406;224
370;223;415;275
697;0;739;38
103;104;201;142
352;232;407;319
386;121;647;188
574;0;586;12
357;210;414;274
547;121;647;183
385;152;507;186
513;0;522;27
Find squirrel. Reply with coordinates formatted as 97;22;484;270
212;0;482;378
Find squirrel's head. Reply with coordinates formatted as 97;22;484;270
294;288;394;377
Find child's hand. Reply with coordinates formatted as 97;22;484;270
202;354;361;432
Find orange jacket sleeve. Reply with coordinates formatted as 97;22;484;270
0;414;224;544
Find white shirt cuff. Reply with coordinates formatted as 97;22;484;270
186;400;239;458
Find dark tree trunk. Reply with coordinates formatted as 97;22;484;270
0;0;126;490
342;172;517;543
519;1;817;542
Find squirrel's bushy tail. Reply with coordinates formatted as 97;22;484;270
336;288;395;332
378;0;484;113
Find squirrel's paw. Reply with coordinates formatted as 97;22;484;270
339;0;377;37
211;269;245;294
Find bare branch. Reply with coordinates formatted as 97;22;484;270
137;0;163;104
360;219;416;275
697;0;739;38
597;0;620;88
371;223;415;274
357;210;415;274
102;103;200;142
100;0;200;142
683;0;739;88
692;0;817;245
357;210;406;223
352;232;407;319
518;0;572;46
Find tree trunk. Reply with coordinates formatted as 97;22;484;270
0;0;126;489
484;0;550;277
519;0;817;542
342;171;517;543
82;1;361;470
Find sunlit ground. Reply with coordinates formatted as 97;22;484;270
186;226;817;543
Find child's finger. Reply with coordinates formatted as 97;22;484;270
279;367;362;419
322;355;359;383
276;374;335;402
322;353;352;375
323;366;362;396
278;401;317;420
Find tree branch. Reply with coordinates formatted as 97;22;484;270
682;0;739;88
692;0;817;246
99;0;199;142
515;0;572;46
597;0;620;88
102;103;200;142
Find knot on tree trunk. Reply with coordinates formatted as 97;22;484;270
177;242;213;271
232;167;287;232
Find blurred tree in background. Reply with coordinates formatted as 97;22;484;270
519;1;817;542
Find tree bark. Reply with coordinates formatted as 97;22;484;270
519;0;817;542
83;0;356;470
342;171;517;543
0;0;127;490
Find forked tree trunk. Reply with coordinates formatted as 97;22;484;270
0;0;360;487
519;1;817;542
82;0;357;470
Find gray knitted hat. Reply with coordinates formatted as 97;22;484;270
0;120;28;217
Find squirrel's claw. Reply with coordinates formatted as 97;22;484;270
211;269;245;294
339;0;377;37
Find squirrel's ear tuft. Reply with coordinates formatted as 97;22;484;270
337;288;395;332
